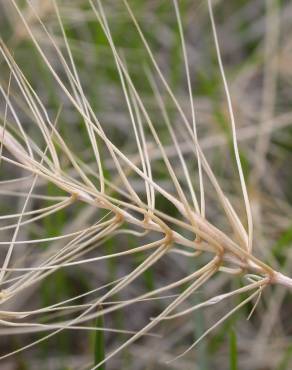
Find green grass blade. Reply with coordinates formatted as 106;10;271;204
229;328;238;370
94;313;106;370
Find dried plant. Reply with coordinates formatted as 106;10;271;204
0;0;291;369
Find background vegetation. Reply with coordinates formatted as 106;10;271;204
1;0;292;369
